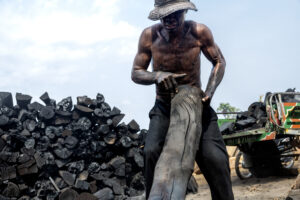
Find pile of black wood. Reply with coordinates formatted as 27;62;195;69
220;102;267;135
0;92;147;200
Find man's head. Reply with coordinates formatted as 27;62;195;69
148;0;197;21
160;10;186;32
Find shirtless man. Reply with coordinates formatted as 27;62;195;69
131;0;234;199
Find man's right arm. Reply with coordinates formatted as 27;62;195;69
131;27;186;91
131;27;157;85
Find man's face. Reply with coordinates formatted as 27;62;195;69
161;10;186;32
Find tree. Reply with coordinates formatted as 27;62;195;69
217;102;240;119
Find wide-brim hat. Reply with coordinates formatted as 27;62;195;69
148;0;197;21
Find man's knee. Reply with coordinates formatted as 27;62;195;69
200;146;229;171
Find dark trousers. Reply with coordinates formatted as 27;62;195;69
144;100;234;200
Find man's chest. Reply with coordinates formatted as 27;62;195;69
151;37;201;72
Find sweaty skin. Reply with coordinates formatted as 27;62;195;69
131;10;225;103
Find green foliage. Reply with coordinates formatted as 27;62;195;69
217;102;240;119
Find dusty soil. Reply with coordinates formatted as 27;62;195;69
186;161;300;200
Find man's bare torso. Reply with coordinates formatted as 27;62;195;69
150;21;203;100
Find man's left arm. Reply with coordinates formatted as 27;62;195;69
197;24;226;103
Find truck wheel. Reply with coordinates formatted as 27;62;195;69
235;151;253;180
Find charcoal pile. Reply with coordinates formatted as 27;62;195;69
220;102;267;135
220;88;300;135
0;92;147;200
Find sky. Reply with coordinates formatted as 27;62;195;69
0;0;299;129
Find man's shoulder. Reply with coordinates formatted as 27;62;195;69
141;23;162;38
186;21;211;38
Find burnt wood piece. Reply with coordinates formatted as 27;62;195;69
40;92;51;105
2;182;20;198
104;132;117;145
74;179;90;191
109;156;125;177
112;114;125;127
97;124;110;135
76;192;97;200
96;93;105;105
57;97;73;112
220;121;235;135
27;102;44;112
103;178;124;195
149;86;203;200
17;158;38;176
59;171;76;186
128;120;140;133
54;148;73;159
0;166;17;180
59;188;78;200
110;107;121;117
0;115;9;126
39;106;55;121
75;105;93;113
129;172;145;197
0;92;13;108
16;93;32;109
93;188;114;200
77;96;93;107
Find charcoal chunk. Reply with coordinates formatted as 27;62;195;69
110;107;121;117
120;136;132;148
109;156;125;177
74;117;92;131
17;159;38;176
59;188;78;200
78;170;89;181
0;115;9;126
104;132;117;145
87;162;101;174
54;148;72;159
112;114;125;127
16;93;32;109
129;172;145;196
103;178;124;195
39;106;55;121
220;121;235;135
0;166;17;180
93;188;114;200
24;119;37;132
128;120;140;133
2;182;20;198
57;97;73;112
134;152;144;168
40;92;51;105
96;93;105;104
0;92;13;108
235;117;256;130
24;138;35;149
94;108;104;117
67;160;85;174
91;171;112;181
59;171;76;186
75;105;93;113
97;124;110;135
77;96;93;107
74;179;90;191
27;102;44;112
18;153;31;163
64;136;78;149
76;192;97;200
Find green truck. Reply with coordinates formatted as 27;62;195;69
219;92;300;179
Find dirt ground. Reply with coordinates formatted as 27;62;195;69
186;160;300;200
